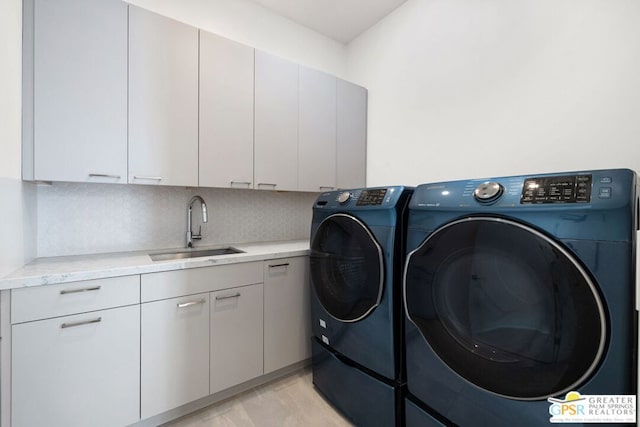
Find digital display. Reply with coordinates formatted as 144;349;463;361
357;189;388;206
521;175;592;204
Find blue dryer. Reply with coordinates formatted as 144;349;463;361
310;186;421;427
403;169;638;426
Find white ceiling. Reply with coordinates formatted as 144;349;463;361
247;0;408;44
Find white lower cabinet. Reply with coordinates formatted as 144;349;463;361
210;283;264;393
11;304;140;427
139;263;265;409
7;257;309;426
141;293;210;419
263;257;311;373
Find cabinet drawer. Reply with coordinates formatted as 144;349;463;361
141;261;263;302
12;305;140;427
11;275;140;324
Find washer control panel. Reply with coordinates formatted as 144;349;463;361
521;174;592;204
314;187;407;210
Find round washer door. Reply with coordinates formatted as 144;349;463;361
404;217;606;400
310;213;384;322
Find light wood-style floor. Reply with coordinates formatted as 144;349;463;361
165;368;353;427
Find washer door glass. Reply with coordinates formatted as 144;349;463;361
311;213;384;322
404;217;606;400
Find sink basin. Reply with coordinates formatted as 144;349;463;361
149;247;244;262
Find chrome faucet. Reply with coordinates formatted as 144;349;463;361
186;195;208;248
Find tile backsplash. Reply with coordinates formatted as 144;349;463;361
37;182;318;257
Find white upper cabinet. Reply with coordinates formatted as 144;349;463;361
298;67;337;192
336;79;368;189
128;6;199;187
254;51;299;191
24;2;367;191
25;0;127;183
199;32;255;189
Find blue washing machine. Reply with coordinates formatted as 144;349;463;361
403;169;638;426
310;186;419;427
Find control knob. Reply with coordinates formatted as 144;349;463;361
337;191;351;204
474;181;504;203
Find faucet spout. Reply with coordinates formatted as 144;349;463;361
187;195;208;248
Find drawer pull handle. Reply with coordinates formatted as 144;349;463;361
177;299;206;308
133;175;163;181
215;292;241;301
230;181;251;187
269;263;289;268
60;286;101;295
89;173;121;179
319;186;334;190
61;317;102;329
257;183;277;188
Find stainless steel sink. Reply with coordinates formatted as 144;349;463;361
149;247;244;262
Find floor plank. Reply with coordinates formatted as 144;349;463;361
165;368;353;427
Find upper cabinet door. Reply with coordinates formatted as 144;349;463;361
298;67;337;192
128;7;199;187
336;79;367;189
28;0;127;183
254;51;299;191
199;32;254;189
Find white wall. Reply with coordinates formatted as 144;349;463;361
0;0;37;277
348;0;640;185
125;0;348;78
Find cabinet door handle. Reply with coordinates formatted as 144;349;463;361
215;292;241;301
269;263;289;268
133;175;163;181
61;317;102;329
177;299;206;308
257;183;277;188
319;186;334;190
230;181;251;188
60;285;101;295
89;173;121;179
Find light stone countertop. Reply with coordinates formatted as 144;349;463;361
0;240;310;290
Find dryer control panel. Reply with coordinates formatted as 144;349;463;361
410;169;635;211
356;189;388;206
